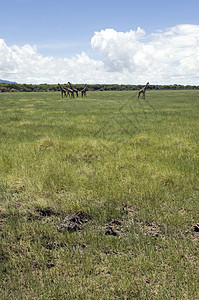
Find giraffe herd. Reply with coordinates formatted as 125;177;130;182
58;82;150;99
58;82;88;99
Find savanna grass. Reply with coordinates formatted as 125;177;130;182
0;90;198;299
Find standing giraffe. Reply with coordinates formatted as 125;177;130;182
138;82;149;99
68;82;79;97
81;85;88;98
58;83;68;98
65;86;75;98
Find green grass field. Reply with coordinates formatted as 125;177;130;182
0;90;198;299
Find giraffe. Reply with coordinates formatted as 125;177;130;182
138;82;149;99
81;85;88;98
58;83;68;98
65;86;75;98
68;82;79;97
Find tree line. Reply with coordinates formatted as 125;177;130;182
0;83;199;93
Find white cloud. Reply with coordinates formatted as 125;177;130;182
0;40;104;84
91;25;199;84
91;27;145;72
1;24;199;84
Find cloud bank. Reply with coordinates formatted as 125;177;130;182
1;24;199;84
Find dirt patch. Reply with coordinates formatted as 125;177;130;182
103;219;124;236
193;224;199;232
36;207;59;217
190;224;199;247
27;207;60;220
120;205;163;238
104;226;118;236
57;212;91;232
138;221;163;237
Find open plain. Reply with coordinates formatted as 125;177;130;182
0;90;198;299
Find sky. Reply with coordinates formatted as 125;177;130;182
0;0;199;85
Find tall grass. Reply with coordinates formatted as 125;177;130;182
0;90;198;299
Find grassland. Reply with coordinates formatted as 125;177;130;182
0;90;198;299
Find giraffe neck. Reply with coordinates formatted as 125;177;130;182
58;84;64;92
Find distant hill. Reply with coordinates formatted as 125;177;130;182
0;79;17;83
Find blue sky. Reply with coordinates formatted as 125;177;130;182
0;0;199;84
